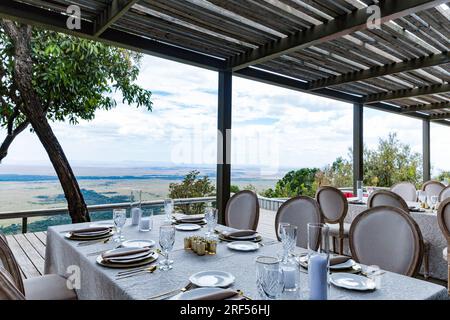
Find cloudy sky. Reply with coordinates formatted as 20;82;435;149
1;55;449;175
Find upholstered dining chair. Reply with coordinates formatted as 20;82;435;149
422;180;446;200
367;189;409;213
349;206;424;276
0;233;77;300
275;196;322;249
315;186;349;255
437;198;450;294
439;186;450;202
391;181;417;202
225;190;260;231
0;267;25;300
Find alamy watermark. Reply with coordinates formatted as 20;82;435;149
66;265;81;290
66;5;81;30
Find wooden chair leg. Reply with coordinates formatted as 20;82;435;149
332;236;336;254
423;244;430;279
339;237;344;255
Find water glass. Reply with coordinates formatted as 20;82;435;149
279;224;297;263
205;207;218;238
417;191;427;205
255;256;284;300
113;209;127;243
159;225;176;271
164;198;174;222
356;180;363;200
430;195;439;211
139;208;153;232
307;223;329;300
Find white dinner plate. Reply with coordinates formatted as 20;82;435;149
330;259;357;270
227;241;259;252
121;239;155;248
189;270;235;288
330;273;376;291
90;222;115;228
175;224;201;231
170;288;241;300
102;247;153;263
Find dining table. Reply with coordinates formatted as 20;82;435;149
44;214;448;300
345;197;448;281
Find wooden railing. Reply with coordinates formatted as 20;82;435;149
0;196;216;233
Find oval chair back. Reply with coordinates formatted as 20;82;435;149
439;186;450;202
315;186;348;224
0;233;24;294
225;190;260;230
367;189;409;213
349;206;424;276
275;196;322;249
391;181;417;202
422;180;445;200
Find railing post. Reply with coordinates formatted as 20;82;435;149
423;119;431;182
217;70;232;224
353;103;364;195
22;217;27;233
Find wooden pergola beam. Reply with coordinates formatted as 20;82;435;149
429;113;450;120
363;83;450;104
93;0;139;37
0;0;225;71
228;0;448;71
401;101;450;113
309;52;450;90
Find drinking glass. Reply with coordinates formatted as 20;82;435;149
205;207;218;238
139;208;153;232
418;191;427;205
255;256;284;300
356;180;363;200
430;195;438;211
279;224;297;263
159;225;176;271
307;223;329;300
164;198;174;222
113;209;127;244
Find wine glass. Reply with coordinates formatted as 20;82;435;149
113;209;127;244
279;224;297;263
417;191;427;205
430;196;438;211
164;198;174;222
159;225;176;271
205;207;218;238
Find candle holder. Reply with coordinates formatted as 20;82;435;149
184;236;217;256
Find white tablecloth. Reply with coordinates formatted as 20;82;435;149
45;216;448;300
345;200;448;281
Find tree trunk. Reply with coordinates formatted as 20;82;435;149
0;121;29;162
3;22;90;223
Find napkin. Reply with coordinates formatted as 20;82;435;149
223;230;257;238
191;289;240;300
330;255;351;266
71;226;111;235
101;247;151;260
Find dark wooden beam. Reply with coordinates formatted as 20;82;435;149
94;0;139;37
429;113;450;120
0;0;225;71
363;83;450;104
401;101;450;113
353;103;364;195
309;52;450;90
423;119;431;182
216;71;232;225
228;0;448;71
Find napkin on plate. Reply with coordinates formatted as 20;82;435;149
191;289;240;300
223;230;257;238
101;247;151;261
330;255;351;266
71;226;111;236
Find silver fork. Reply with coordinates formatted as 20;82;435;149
146;282;194;300
115;266;157;280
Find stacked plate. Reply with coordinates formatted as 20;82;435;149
96;247;158;268
330;273;376;291
173;214;206;226
64;226;113;241
171;288;244;300
297;254;362;274
219;230;262;243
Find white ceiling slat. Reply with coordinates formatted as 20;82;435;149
343;35;403;63
344;0;367;10
383;75;415;88
132;4;258;48
412;69;445;84
288;0;334;21
310;46;370;70
261;0;322;25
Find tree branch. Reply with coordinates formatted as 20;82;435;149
0;120;29;163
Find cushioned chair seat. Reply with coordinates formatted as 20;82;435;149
326;223;350;237
444;247;448;262
24;274;77;300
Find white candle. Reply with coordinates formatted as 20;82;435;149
357;189;363;201
309;254;328;300
131;207;142;225
282;265;297;290
139;218;152;232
